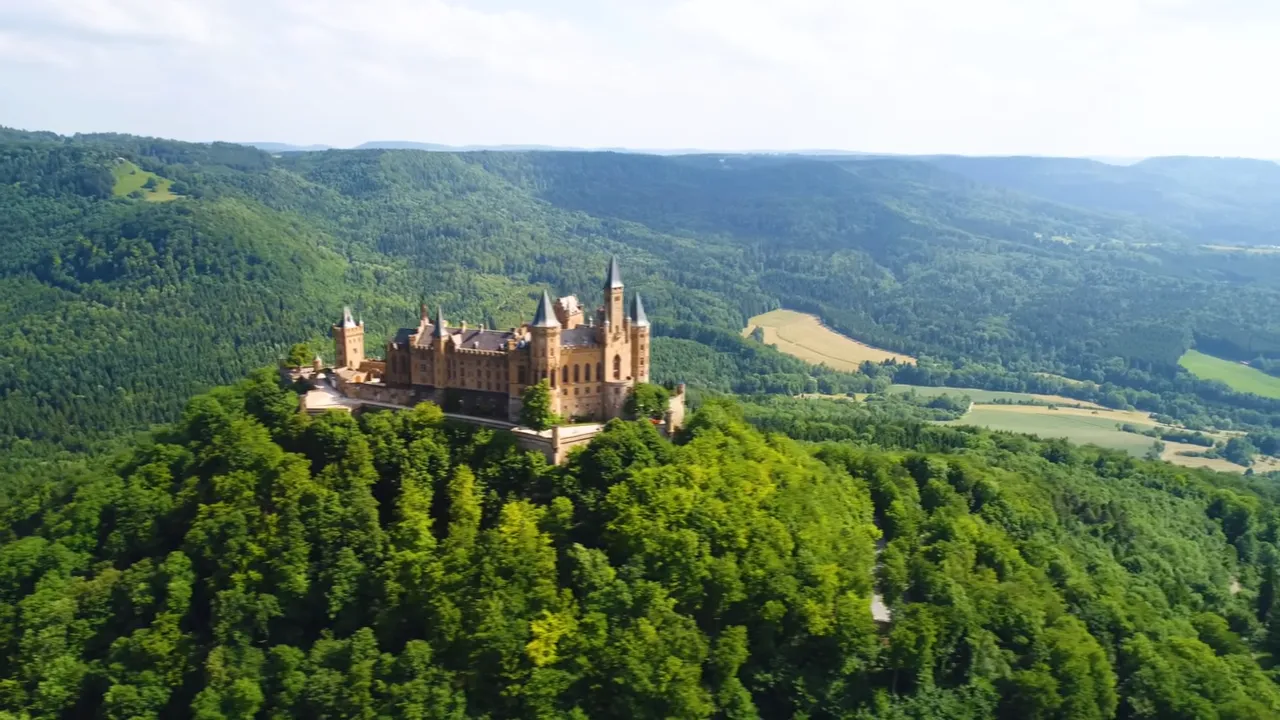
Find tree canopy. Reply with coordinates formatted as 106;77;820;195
2;370;1280;718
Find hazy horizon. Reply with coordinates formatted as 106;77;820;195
3;1;1279;158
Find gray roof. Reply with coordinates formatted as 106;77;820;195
432;307;447;338
531;291;560;328
454;328;511;351
561;326;599;347
394;327;416;345
605;256;623;289
630;293;649;327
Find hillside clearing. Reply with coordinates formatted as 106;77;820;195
943;403;1272;473
744;310;915;371
111;159;179;201
886;384;1103;409
1179;349;1280;399
943;404;1157;456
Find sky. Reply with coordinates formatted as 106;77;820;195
0;0;1276;157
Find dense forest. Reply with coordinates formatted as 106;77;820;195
5;370;1280;718
10;127;1280;718
7;128;1280;450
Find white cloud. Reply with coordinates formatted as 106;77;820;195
0;0;1277;155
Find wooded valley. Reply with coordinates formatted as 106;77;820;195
7;129;1280;717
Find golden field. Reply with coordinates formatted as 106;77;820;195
744;310;916;371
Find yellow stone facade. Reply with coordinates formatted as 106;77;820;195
333;258;652;423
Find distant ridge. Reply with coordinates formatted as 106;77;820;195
245;142;334;153
240;139;877;156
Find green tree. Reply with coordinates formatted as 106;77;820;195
624;382;671;421
284;343;312;368
520;380;558;431
1224;436;1257;466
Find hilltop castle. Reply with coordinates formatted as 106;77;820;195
331;257;664;425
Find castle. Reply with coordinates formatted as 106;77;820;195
330;257;664;425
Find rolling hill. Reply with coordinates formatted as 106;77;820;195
7;128;1280;452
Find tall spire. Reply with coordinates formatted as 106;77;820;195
531;290;561;328
605;256;623;289
432;306;447;338
630;293;649;327
341;306;357;328
420;302;428;324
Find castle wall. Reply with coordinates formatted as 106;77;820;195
556;346;606;421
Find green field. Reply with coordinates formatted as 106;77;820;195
886;384;1098;407
943;405;1157;457
111;159;179;201
1179;349;1280;399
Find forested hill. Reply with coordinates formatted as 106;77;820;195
928;154;1280;247
7;129;1280;451
5;370;1280;718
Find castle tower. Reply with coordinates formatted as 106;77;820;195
333;306;364;370
604;256;624;327
629;293;651;384
432;306;449;389
601;258;632;419
529;290;563;416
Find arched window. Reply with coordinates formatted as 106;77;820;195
562;366;569;384
574;364;580;383
613;354;621;380
584;363;591;382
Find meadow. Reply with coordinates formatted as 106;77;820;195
885;384;1102;408
744;309;916;372
111;159;179;201
1179;349;1280;399
942;402;1278;472
943;404;1159;457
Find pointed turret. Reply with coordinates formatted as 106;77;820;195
605;256;624;289
532;290;560;328
433;306;447;338
334;306;365;369
420;302;428;324
630;293;649;327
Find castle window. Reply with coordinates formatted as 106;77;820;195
573;365;580;383
597;362;603;382
584;364;591;382
518;367;526;384
613;355;621;380
574;388;579;396
562;366;569;384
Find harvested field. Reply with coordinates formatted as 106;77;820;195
743;310;915;371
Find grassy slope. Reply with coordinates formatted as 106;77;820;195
111;159;178;201
886;383;1102;407
944;404;1158;456
1180;349;1280;399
